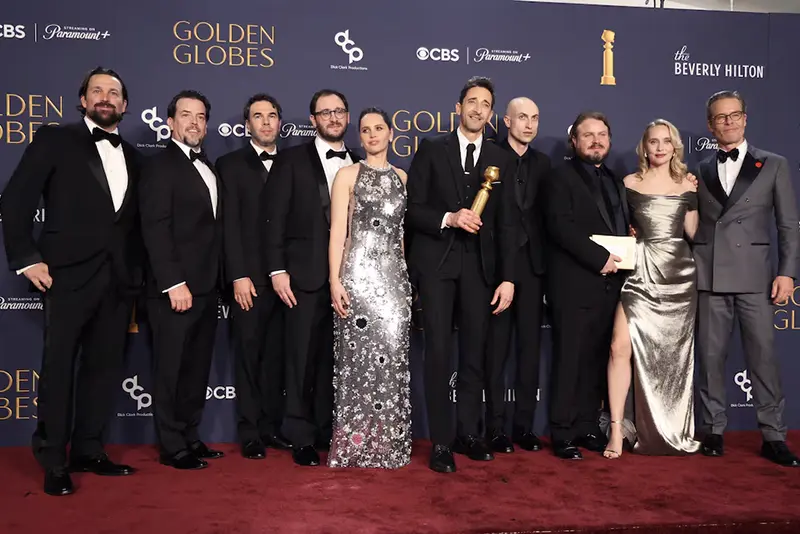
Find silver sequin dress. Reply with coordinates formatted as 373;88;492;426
327;162;412;469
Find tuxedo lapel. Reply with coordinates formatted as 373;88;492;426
701;156;727;208
572;159;613;232
445;132;465;202
75;124;114;205
116;142;137;220
244;147;270;183
723;149;763;215
168;141;216;217
307;142;331;225
614;172;629;228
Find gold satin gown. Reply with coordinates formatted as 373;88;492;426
621;189;701;455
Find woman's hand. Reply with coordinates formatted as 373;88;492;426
331;281;351;319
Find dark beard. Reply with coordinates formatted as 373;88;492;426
87;108;123;128
317;124;346;144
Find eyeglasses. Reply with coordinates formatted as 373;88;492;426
314;108;347;120
711;111;744;125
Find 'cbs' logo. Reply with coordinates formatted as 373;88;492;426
206;386;236;400
141;107;171;142
334;30;363;64
218;123;250;138
416;47;459;62
1;24;25;39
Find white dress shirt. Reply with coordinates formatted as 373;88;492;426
162;138;218;293
17;117;129;276
315;135;352;193
718;139;748;196
252;140;277;173
441;128;483;229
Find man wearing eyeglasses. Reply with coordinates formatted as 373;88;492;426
262;89;360;466
694;90;799;467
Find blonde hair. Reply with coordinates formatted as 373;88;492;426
635;119;688;183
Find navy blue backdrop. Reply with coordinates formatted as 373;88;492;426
1;0;798;446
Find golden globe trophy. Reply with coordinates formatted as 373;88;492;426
128;303;139;334
601;29;616;86
470;166;500;218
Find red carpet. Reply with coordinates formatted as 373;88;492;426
1;431;799;533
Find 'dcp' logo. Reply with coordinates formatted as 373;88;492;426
734;370;753;402
122;375;152;411
334;30;363;64
141;107;171;142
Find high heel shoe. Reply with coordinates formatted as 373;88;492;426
603;420;624;459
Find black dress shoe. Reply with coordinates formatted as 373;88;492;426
702;434;724;457
513;429;542;451
489;431;515;453
189;441;224;459
429;444;456;473
70;453;136;476
262;433;292;450
292;445;320;466
761;441;800;467
553;440;583;460
453;435;494;461
44;469;74;496
241;440;266;460
160;451;208;470
574;433;608;452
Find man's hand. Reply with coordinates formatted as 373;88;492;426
771;275;794;305
628;224;637;238
23;262;53;292
686;172;699;188
168;284;193;312
233;277;257;311
446;209;482;234
491;281;514;315
601;254;622;274
271;272;297;308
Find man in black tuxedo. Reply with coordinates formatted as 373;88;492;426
0;67;140;496
262;89;360;466
140;90;224;470
217;93;290;460
542;111;628;460
406;77;517;473
485;97;551;454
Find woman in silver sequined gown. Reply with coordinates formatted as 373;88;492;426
326;108;412;468
605;120;702;457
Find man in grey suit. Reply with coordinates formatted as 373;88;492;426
694;90;799;467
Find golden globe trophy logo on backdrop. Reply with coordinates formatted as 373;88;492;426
390;109;499;159
774;284;800;330
600;29;616;86
0;369;38;421
0;93;63;144
173;21;275;68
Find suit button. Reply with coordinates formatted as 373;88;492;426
716;221;721;225
745;198;750;202
736;243;741;247
737;219;742;224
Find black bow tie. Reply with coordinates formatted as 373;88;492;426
260;151;276;161
717;148;739;163
326;149;347;160
92;127;121;148
190;150;209;165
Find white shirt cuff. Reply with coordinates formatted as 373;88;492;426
233;277;248;282
163;281;186;293
441;213;451;230
16;264;38;275
269;270;286;277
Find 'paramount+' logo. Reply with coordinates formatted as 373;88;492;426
280;122;317;139
332;30;367;71
119;375;153;417
139;107;170;149
41;24;111;41
686;135;719;154
731;369;754;408
472;47;530;64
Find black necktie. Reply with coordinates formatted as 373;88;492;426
92;127;121;148
190;150;209;165
260;151;276;161
717;148;739;163
465;143;476;174
326;149;347;160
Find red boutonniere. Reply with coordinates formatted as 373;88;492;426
755;161;763;168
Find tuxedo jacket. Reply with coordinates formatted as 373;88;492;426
694;144;799;293
217;146;273;287
405;131;517;285
262;141;360;292
498;138;551;276
542;157;629;304
0;122;143;293
139;141;224;296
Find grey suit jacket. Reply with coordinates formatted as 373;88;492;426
694;143;799;293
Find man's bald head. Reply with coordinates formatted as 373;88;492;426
504;97;540;146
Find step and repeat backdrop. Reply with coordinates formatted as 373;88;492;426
1;0;798;446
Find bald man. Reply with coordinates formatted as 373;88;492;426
485;98;551;453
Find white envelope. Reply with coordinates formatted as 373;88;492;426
590;235;636;270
